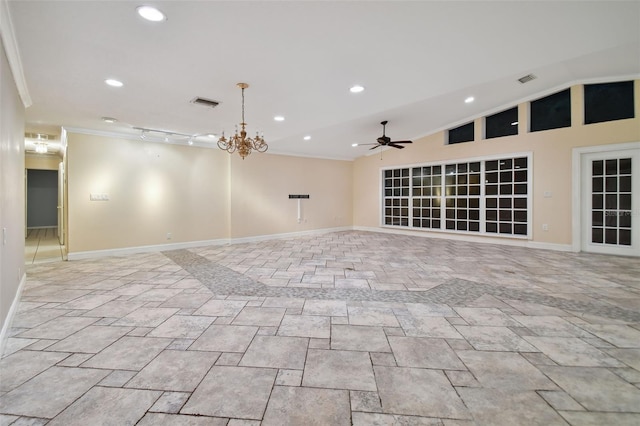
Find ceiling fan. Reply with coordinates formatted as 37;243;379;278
359;121;413;150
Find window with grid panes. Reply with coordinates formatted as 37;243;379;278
412;166;442;229
383;155;529;237
591;158;632;245
484;157;528;235
444;162;481;232
383;168;410;226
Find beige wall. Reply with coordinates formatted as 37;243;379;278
66;133;353;253
67;134;230;253
353;80;640;246
0;39;26;336
229;153;353;239
25;154;60;170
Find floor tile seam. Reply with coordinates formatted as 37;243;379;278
145;246;640;322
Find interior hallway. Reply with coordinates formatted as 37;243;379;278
24;228;65;265
2;231;640;425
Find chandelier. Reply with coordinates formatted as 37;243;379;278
217;83;268;159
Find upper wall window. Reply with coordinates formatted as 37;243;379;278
530;89;571;132
584;81;635;124
448;122;474;145
485;107;518;139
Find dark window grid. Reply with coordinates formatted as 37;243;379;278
384;157;529;237
448;121;475;145
410;166;443;229
485;191;529;236
590;158;632;246
383;168;411;228
412;196;442;229
444;191;481;233
584;81;635;125
450;159;525;236
592;225;632;246
485;107;519;140
530;88;572;132
590;206;632;245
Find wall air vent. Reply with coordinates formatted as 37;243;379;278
191;97;220;108
517;74;537;84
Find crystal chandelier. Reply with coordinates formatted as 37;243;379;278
217;83;268;159
35;143;48;154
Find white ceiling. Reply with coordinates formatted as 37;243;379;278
7;1;640;160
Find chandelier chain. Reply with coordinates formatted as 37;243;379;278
241;87;245;124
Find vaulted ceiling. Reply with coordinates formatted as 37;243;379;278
7;1;640;160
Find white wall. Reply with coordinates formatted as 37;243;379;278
0;37;26;341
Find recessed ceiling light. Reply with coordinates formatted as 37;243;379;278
136;5;166;22
101;117;117;123
105;79;123;87
351;143;358;147
464;96;474;103
274;116;285;122
350;85;365;93
303;135;311;141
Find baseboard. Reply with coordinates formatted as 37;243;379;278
68;227;355;260
0;271;27;357
229;226;354;245
68;225;574;261
525;241;574;252
67;238;230;260
353;226;574;252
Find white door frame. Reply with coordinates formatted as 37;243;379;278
572;141;640;254
58;162;65;245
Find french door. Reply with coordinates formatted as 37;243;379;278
581;148;639;256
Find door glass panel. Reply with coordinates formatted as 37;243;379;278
591;158;632;246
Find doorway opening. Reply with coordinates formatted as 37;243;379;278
25;169;65;263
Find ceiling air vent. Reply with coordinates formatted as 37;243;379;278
191;97;220;108
517;74;537;84
25;132;55;140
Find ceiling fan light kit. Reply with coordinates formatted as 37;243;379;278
361;120;413;151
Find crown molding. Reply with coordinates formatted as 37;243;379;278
0;0;32;107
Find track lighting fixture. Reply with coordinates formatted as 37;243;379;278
133;127;217;146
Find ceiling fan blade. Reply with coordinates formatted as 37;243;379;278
389;140;412;144
369;145;381;150
388;143;405;149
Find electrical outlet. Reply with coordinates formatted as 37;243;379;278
543;191;552;198
166;232;172;240
542;224;549;231
90;193;110;201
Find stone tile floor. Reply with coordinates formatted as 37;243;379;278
24;228;64;265
1;230;640;425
